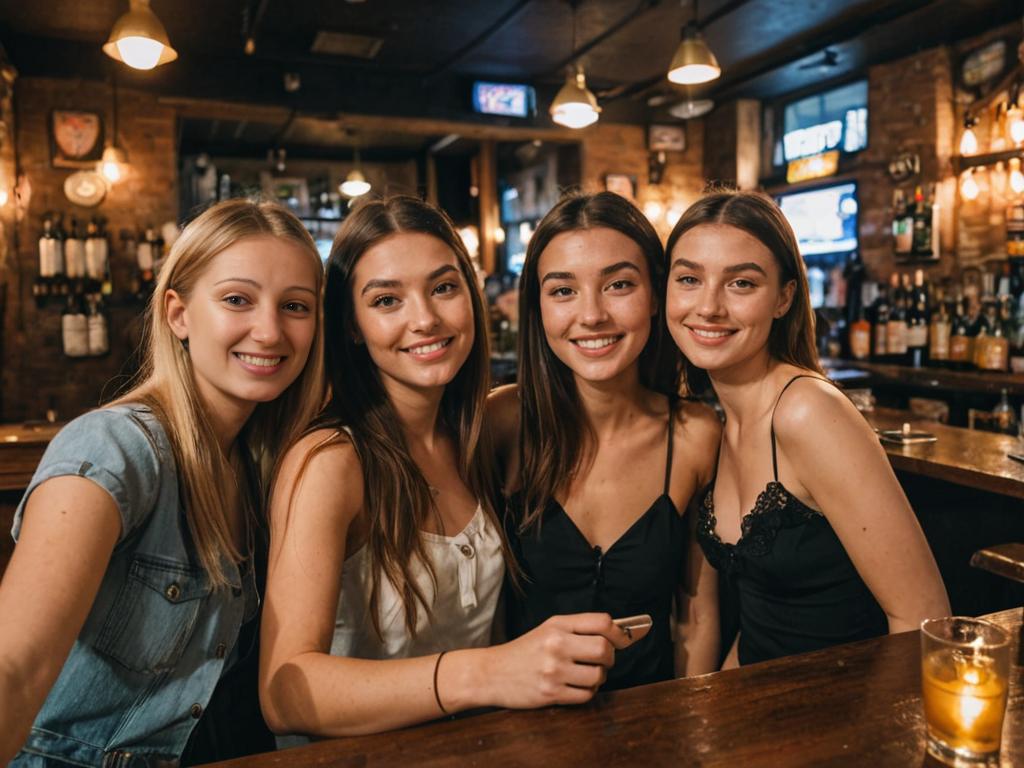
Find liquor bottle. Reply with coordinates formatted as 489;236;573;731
1010;294;1024;373
978;298;1010;372
61;293;89;358
928;294;951;367
912;185;933;256
86;294;109;356
893;189;913;256
992;389;1018;435
907;293;929;368
64;217;87;291
886;274;908;362
872;283;890;360
35;216;58;305
949;296;973;370
84;217;110;294
849;304;871;360
1007;197;1024;259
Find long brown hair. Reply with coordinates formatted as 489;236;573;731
665;189;824;375
314;195;507;638
516;191;681;534
113;199;325;587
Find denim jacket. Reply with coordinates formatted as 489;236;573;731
11;405;252;767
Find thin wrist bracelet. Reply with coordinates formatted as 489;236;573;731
433;651;449;715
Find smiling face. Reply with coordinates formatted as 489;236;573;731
351;231;475;397
666;223;795;378
537;227;656;385
165;234;319;420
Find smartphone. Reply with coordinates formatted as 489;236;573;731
612;614;653;641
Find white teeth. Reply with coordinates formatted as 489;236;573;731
237;353;282;367
575;337;619;350
407;339;450;355
692;329;732;339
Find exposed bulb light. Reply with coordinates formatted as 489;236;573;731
1010;158;1024;195
103;0;178;70
959;169;979;201
98;145;129;184
550;67;600;129
1009;104;1024;145
959;125;978;156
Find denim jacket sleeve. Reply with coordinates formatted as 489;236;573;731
12;405;164;544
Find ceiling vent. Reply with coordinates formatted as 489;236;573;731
311;30;383;59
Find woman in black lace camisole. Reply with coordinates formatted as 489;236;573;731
489;192;720;690
663;190;949;670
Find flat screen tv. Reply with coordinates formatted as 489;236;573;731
776;181;858;260
472;81;535;118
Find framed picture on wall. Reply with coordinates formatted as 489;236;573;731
648;123;686;152
50;110;105;169
604;173;637;201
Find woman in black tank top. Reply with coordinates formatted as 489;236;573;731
662;190;949;670
488;192;720;690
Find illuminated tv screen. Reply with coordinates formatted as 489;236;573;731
472;81;535;118
776;181;858;258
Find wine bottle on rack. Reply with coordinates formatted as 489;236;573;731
61;293;89;358
87;294;109;356
85;217;110;295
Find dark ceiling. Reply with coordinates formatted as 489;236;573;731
1;0;1021;158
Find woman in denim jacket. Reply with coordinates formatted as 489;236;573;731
0;199;325;766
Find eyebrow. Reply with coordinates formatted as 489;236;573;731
670;258;768;277
360;264;459;295
214;277;316;295
541;261;641;283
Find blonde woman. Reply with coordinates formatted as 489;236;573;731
0;199;325;766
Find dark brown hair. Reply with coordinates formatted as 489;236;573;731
312;195;506;638
516;191;681;533
665;189;823;375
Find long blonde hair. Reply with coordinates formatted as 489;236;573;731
113;199;325;587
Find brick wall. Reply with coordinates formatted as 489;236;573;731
579;119;706;241
0;77;177;422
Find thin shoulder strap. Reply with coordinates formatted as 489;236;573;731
663;396;678;495
769;375;833;482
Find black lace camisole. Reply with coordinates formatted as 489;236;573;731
696;375;887;666
505;402;686;690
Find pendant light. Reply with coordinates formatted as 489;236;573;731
551;66;601;129
667;0;720;85
550;1;600;129
959;115;978;156
340;148;371;198
103;0;178;71
97;72;129;185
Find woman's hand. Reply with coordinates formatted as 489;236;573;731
471;613;645;709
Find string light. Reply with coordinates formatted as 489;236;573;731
959;169;979;201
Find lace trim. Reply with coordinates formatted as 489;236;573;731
698;481;821;568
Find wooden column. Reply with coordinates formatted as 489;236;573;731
478;139;498;275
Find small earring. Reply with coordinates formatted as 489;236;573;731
180;337;189;350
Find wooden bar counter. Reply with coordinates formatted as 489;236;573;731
204;608;1023;768
866;407;1024;500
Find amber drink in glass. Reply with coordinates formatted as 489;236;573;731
921;617;1010;766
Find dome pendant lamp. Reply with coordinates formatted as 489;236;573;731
549;0;600;129
103;0;178;71
667;0;720;85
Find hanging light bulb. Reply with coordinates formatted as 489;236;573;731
1010;158;1024;195
339;148;371;197
97;73;129;185
959;117;978;156
960;169;979;201
98;145;129;184
666;0;720;85
1008;103;1024;145
550;66;601;129
103;0;178;70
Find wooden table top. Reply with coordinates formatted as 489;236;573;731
205;608;1023;768
867;407;1024;499
825;358;1024;396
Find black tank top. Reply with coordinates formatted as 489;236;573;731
504;402;686;690
696;375;887;665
